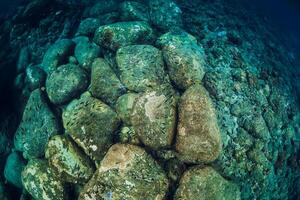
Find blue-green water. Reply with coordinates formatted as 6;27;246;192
0;0;299;199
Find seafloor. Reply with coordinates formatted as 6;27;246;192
0;0;299;199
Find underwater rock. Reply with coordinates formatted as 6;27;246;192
62;92;120;162
131;87;177;149
149;0;182;31
158;31;206;90
74;38;101;70
175;167;241;200
24;65;46;91
79;143;169;199
89;58;126;106
14;89;60;159
116;45;167;92
22;159;67;200
94;21;155;51
46;64;89;105
41;39;75;73
119;1;149;22
88;0;119;16
118;126;140;145
76;18;101;37
4;151;26;189
176;84;222;163
45;135;95;184
17;46;30;74
242;113;270;140
115;93;138;125
21;0;51;20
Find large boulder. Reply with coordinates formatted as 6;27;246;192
175;167;241;200
41;39;75;74
158;31;206;90
149;0;182;31
116;45;168;92
46;64;89;105
45;135;95;184
62;92;120;162
14;89;60;159
89;58;126;106
22;159;67;200
175;85;222;163
94;21;155;51
79;144;169;199
131;86;177;149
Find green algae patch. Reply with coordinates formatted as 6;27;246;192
62;92;120;162
176;84;222;163
79;143;169;200
175;166;241;200
94;21;155;51
45;135;95;184
21;159;67;200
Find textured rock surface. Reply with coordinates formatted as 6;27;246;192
4;151;26;189
119;1;149;22
76;18;101;37
21;159;66;200
24;65;46;91
46;64;89;105
41;39;75;73
158;31;206;90
89;58;126;105
116;45;168;92
131;87;177;149
62;93;120;162
94;21;155;51
115;93;138;125
14;89;60;159
175;167;241;200
45;135;95;184
176;84;222;163
79;144;169;200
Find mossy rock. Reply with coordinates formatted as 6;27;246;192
94;21;155;51
79;143;169;200
41;39;75;74
89;58;126;106
45;135;95;184
116;45;168;92
14;89;60;159
175;166;241;200
62;92;120;162
131;86;177;149
175;84;222;163
46;64;89;105
118;126;140;145
22;159;67;200
158;32;206;90
115;93;138;125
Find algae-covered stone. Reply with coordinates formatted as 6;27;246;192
158;32;206;90
119;1;149;22
22;159;66;200
175;167;241;200
46;64;88;105
4;151;26;189
116;45;167;92
89;58;126;105
25;65;46;91
94;21;155;51
74;39;101;70
14;89;60;159
176;85;222;163
41;39;75;73
62;93;120;162
149;0;182;31
118;126;140;145
45;135;95;184
79;143;169;200
131;87;177;149
76;18;101;37
115;93;138;125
